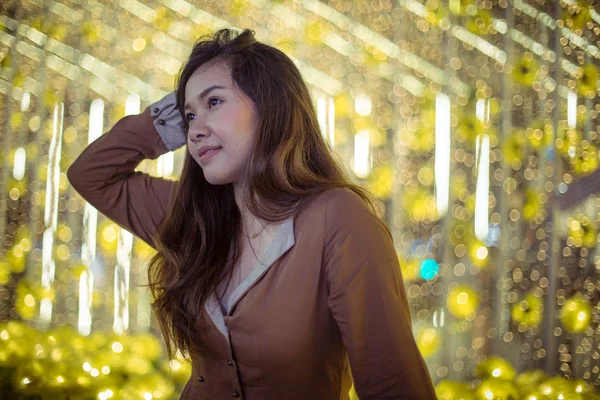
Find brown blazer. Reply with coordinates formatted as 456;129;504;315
67;105;437;400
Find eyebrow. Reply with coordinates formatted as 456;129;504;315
184;85;226;111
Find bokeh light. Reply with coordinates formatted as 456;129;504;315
0;0;600;398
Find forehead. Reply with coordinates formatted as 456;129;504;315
185;62;232;95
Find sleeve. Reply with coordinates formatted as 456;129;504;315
67;93;186;247
323;189;436;400
150;91;187;151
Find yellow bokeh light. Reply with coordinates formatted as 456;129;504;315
111;341;124;353
133;38;147;51
24;294;35;307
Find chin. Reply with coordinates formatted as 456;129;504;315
202;173;236;186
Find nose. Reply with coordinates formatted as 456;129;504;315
187;121;209;143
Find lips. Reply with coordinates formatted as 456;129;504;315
197;146;223;158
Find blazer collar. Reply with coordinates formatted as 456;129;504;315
203;215;296;344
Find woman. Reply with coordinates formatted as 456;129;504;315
68;28;436;399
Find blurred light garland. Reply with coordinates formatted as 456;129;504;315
0;0;599;398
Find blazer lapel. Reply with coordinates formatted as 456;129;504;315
202;216;296;343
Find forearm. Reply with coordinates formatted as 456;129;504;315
66;92;184;246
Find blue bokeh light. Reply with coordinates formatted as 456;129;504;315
420;259;439;280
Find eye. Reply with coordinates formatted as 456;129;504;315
208;97;222;109
185;113;196;122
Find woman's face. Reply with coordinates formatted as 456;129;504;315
184;62;258;185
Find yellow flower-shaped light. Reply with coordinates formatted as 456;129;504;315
503;130;527;170
569;141;599;177
398;256;419;282
577;65;598;98
334;94;352;118
511;293;543;329
415;327;441;359
151;6;171;33
447;285;479;319
523;188;543;223
368;165;394;200
572;378;592;394
10;111;22;131
0;320;37;367
560;294;592;334
556;127;581;158
163;351;192;385
521;390;550;400
456;114;485;144
80;20;100;45
118;372;175;400
134;239;156;260
15;278;42;321
70;264;89;281
515;369;548;394
538;376;576;398
128;333;163;362
468;239;489;270
0;261;10;285
98;220;120;255
406;127;435;153
567;215;597;249
526;121;553;150
475;356;516;381
475;379;520;400
512;54;539;87
43;90;62;110
465;9;493;35
426;1;449;26
436;380;476;400
562;3;591;31
404;187;439;223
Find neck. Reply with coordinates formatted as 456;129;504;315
233;183;268;238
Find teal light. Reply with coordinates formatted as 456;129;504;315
420;259;439;280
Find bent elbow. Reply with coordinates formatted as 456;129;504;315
66;161;83;191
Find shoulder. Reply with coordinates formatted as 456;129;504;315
304;187;369;218
317;187;371;213
308;187;389;237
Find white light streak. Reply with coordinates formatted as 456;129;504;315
353;130;371;179
435;93;450;216
355;94;372;117
40;103;64;327
13;147;26;181
475;134;490;241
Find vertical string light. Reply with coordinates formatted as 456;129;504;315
353;130;371;179
12;147;26;181
493;2;515;355
475;99;490;241
156;152;174;178
435;93;451;217
78;99;104;336
20;91;30;112
545;0;564;374
354;90;373;179
316;95;336;147
113;94;139;335
355;93;372;116
39;102;64;329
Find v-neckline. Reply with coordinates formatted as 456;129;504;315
203;216;296;343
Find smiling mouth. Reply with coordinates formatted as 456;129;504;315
198;147;222;160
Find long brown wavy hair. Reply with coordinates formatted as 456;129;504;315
148;28;379;358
